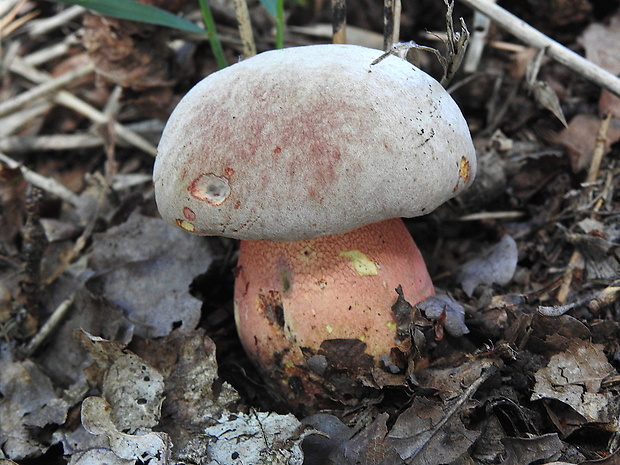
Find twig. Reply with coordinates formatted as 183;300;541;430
21;293;76;357
556;250;584;304
0;0;37;39
405;360;498;464
0;61;95;118
0;102;52;138
0;133;101;153
586;112;613;183
538;283;620;317
42;175;107;286
9;57;158;156
0;151;81;206
23;32;80;67
463;4;494;73
458;210;525;221
26;5;85;37
232;0;256;57
332;0;346;44
21;186;47;320
383;0;401;51
0;0;22;18
373;1;469;86
457;0;620;97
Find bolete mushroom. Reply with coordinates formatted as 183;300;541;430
153;44;476;412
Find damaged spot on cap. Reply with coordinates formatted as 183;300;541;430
175;219;195;232
339;250;379;276
459;156;471;183
189;173;231;206
182;206;196;221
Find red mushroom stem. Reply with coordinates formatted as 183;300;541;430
234;217;434;409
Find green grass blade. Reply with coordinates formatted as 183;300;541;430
48;0;206;34
197;0;228;69
275;0;284;48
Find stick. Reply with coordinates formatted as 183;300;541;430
0;151;81;205
9;57;158;156
458;0;620;97
232;0;256;57
586;112;613;183
0;62;94;118
21;293;76;357
332;0;346;44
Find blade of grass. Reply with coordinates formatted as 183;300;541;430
256;0;284;48
197;0;228;68
275;0;284;48
47;0;206;34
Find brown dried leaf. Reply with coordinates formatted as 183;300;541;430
458;235;518;297
0;354;70;460
550;114;620;173
203;411;303;464
81;396;171;464
78;331;165;432
86;212;212;338
131;329;240;459
527;79;568;127
500;433;564;465
579;11;620;74
81;13;175;90
387;397;480;464
531;339;615;423
0;165;26;255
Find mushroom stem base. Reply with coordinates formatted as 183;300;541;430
233;217;434;412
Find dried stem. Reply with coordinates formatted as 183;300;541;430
232;0;256;57
586;112;613;183
9;57;157;156
458;0;620;97
331;0;346;44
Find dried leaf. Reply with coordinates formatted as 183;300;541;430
387;397;479;464
35;287;133;388
579;11;620;74
203;411;303;464
335;414;403;465
500;433;564;465
0;353;70;460
565;230;620;280
531;340;615;423
131;330;241;461
81;396;171;464
86;212;212;338
550;114;620;173
0;165;26;255
301;414;354;463
458;235;518;296
416;294;469;337
527;80;568;127
78;331;165;432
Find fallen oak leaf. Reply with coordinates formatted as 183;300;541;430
531;339;616;424
458;235;518;297
81;396;171;465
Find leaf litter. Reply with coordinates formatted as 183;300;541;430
1;1;620;464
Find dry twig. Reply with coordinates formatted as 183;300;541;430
458;0;620;97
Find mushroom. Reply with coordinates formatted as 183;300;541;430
153;44;476;412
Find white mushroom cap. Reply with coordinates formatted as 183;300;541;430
153;44;476;241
